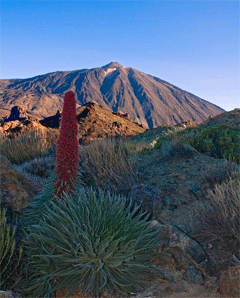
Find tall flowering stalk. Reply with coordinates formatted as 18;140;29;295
55;91;79;198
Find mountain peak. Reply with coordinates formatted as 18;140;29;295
0;63;224;128
102;62;122;69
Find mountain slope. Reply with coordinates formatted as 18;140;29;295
0;62;224;128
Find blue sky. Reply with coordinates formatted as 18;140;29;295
0;1;239;111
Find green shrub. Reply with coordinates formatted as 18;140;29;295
154;124;240;163
186;124;240;162
0;206;23;290
24;189;158;298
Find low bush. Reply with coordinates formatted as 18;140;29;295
154;124;240;163
203;161;240;189
24;189;158;298
203;178;240;255
0;128;59;164
79;138;137;194
0;206;23;290
192;178;240;271
12;155;56;184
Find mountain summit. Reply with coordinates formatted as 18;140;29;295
102;62;123;69
0;63;224;128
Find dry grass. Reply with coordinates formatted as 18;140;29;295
122;139;151;153
79;138;137;194
203;161;240;189
204;178;240;253
122;137;160;154
0;128;59;164
193;177;240;271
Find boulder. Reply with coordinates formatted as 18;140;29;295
153;221;215;276
183;265;203;283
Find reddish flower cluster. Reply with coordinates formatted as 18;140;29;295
55;91;79;197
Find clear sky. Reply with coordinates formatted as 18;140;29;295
0;0;239;111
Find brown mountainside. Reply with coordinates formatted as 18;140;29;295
0;62;224;128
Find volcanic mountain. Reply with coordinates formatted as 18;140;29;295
0;62;224;128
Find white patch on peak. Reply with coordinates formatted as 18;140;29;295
103;68;117;77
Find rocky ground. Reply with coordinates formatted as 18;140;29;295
131;141;236;226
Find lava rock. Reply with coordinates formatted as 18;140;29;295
183;265;203;283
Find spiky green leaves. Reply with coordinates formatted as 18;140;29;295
0;207;23;290
24;189;159;297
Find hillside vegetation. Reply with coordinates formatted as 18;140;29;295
0;106;239;297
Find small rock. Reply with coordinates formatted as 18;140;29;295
205;276;218;289
157;267;180;282
183;265;203;283
128;184;160;206
162;197;171;206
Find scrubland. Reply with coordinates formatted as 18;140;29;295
0;108;240;297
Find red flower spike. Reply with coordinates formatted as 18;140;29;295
55;91;79;198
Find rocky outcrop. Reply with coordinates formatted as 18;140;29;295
0;106;47;136
0;120;24;135
153;220;213;275
0;118;47;137
5;106;27;122
75;101;145;144
40;110;61;128
0;101;145;142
